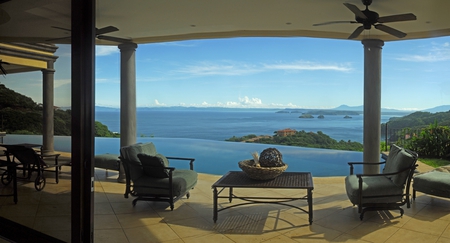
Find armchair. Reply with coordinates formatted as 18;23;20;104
120;142;197;210
345;144;418;220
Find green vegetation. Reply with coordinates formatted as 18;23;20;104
381;111;450;160
95;121;120;138
226;131;364;151
419;157;450;168
0;84;116;137
226;134;257;142
396;121;450;159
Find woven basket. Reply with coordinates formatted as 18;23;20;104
238;159;287;180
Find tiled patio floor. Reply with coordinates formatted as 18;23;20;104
1;160;449;243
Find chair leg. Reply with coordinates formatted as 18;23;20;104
55;166;59;184
360;209;366;220
12;166;17;204
170;198;174;211
132;198;138;206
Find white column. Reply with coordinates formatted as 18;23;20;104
118;42;138;183
362;39;384;174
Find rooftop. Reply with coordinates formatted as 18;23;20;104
1;157;449;243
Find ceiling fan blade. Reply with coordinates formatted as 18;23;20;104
0;61;8;76
97;35;130;43
51;26;71;32
348;26;365;39
46;36;71;42
378;13;417;23
343;3;367;19
313;20;358;26
96;26;119;35
374;24;407;38
0;8;10;25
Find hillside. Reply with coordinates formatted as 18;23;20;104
0;84;71;135
0;84;116;137
381;111;450;132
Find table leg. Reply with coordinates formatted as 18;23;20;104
229;187;233;203
213;187;218;223
308;188;313;225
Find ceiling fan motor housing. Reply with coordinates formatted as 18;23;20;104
362;0;373;6
357;9;379;29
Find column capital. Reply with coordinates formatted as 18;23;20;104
118;42;138;51
42;68;56;73
362;39;384;49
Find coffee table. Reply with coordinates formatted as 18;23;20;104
212;171;314;224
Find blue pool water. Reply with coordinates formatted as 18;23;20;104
4;135;368;176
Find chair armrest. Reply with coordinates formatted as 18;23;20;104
354;163;417;178
40;153;61;167
348;161;386;175
141;165;175;171
166;157;195;170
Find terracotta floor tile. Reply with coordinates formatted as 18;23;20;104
2;173;450;243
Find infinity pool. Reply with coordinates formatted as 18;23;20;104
4;135;370;176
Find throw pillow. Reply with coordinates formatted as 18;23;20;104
137;153;170;178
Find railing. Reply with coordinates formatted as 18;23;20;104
383;123;421;151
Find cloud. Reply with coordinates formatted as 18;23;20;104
155;41;196;47
177;61;261;76
96;46;119;56
140;96;327;109
154;99;166;106
176;60;352;77
395;42;450;62
239;96;262;106
95;78;119;84
263;61;353;72
55;79;71;88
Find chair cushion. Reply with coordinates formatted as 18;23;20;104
133;169;198;197
137;153;169;178
120;142;158;179
383;144;416;187
94;153;119;170
345;174;403;204
413;171;450;198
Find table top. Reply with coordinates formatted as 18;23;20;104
212;171;313;189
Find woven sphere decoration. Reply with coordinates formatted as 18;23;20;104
259;148;284;167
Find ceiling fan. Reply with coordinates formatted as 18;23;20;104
48;25;131;43
313;0;417;39
0;60;9;77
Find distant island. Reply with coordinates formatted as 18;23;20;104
318;115;324;119
299;114;314;118
226;130;363;151
344;115;352;119
278;110;360;116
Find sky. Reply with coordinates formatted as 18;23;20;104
2;36;450;111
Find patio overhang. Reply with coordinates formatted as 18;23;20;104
1;1;450;45
0;43;58;74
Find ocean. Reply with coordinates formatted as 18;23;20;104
95;109;395;143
